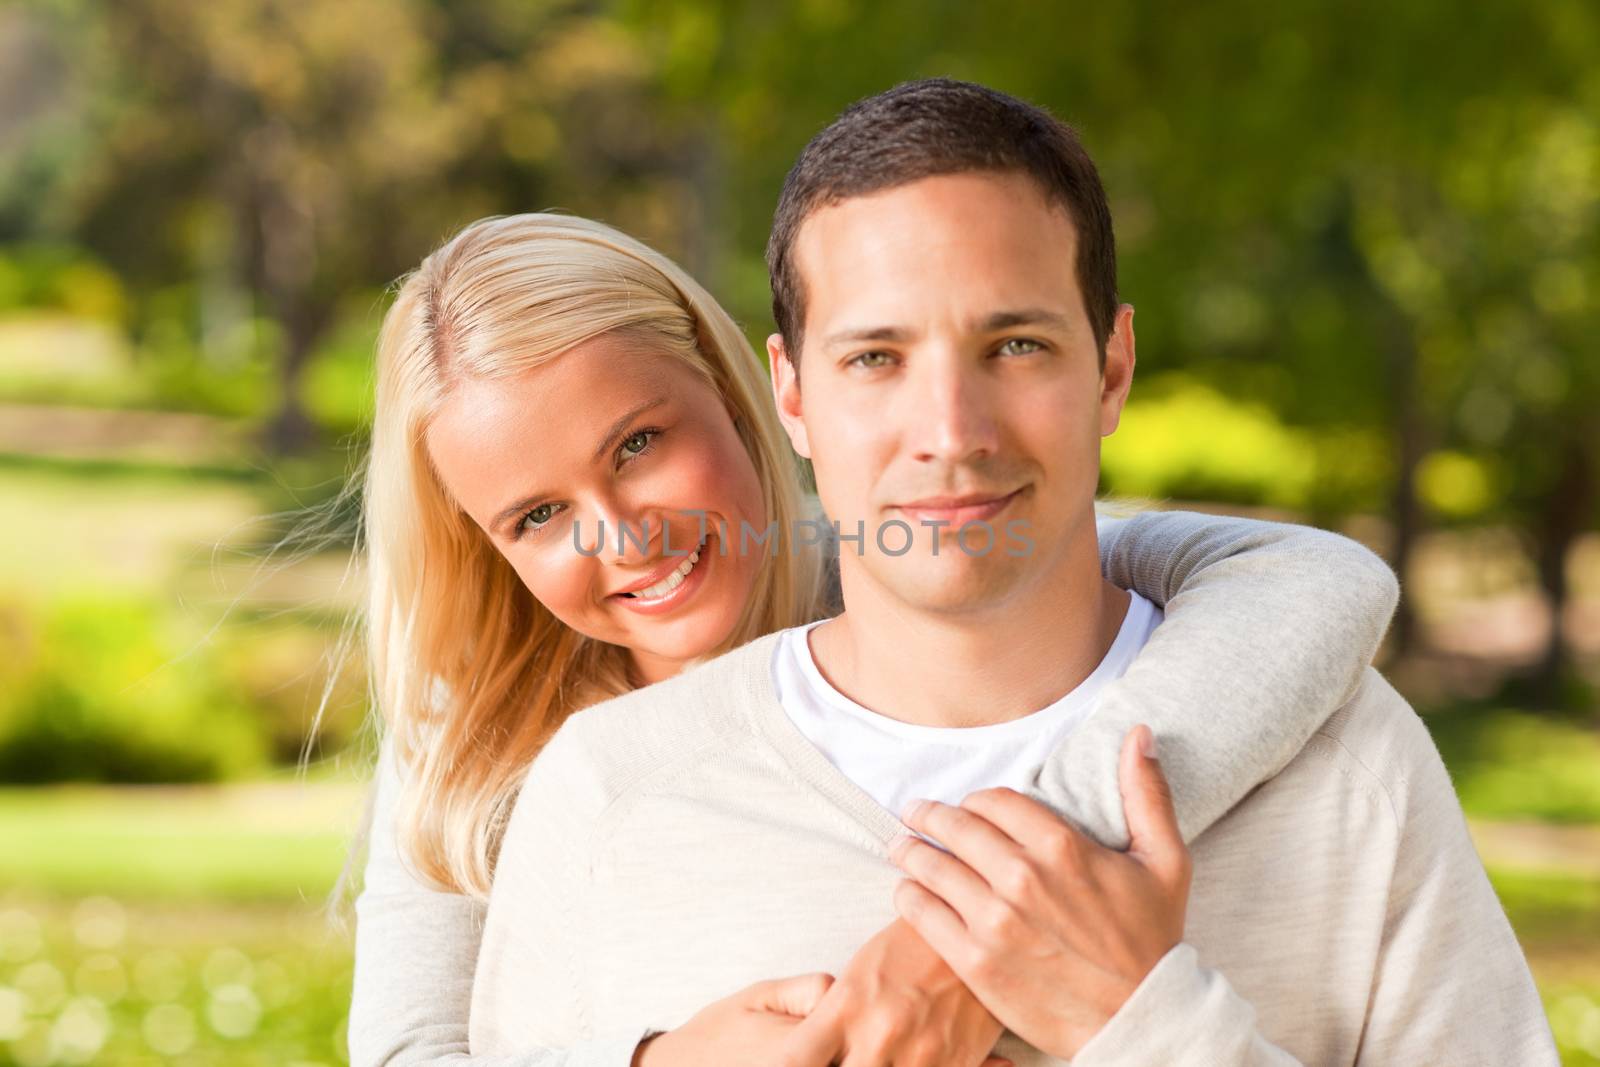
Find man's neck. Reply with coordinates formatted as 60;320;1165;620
808;537;1132;730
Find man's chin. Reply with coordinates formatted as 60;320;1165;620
870;558;1029;616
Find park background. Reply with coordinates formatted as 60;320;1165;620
1;1;1597;1064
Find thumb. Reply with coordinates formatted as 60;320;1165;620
1118;725;1185;882
744;972;835;1017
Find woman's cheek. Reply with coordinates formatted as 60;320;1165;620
513;548;594;623
695;426;765;526
656;437;738;516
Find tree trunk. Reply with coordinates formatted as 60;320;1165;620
1528;428;1596;708
1383;312;1426;656
261;298;330;455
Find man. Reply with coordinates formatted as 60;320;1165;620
470;79;1556;1064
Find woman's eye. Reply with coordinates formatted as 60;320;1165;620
520;502;562;533
618;428;660;461
997;337;1044;356
850;351;894;369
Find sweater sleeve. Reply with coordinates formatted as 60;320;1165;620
346;736;644;1067
1067;706;1558;1066
1034;509;1400;848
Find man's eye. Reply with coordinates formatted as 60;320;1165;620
520;503;562;533
850;351;894;369
997;338;1044;356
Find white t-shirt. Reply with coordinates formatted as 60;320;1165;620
772;592;1163;821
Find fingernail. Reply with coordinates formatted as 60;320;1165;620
1139;727;1158;761
901;799;928;824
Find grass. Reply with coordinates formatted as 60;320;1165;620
0;784;362;903
0;895;353;1067
0;467;266;606
0;782;361;1065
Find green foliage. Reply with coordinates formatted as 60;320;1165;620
0;246;126;323
1100;374;1391;513
1426;703;1600;824
0;601;270;784
299;305;380;435
1102;375;1319;508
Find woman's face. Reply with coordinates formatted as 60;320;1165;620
426;331;768;685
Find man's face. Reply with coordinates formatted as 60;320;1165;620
769;170;1135;616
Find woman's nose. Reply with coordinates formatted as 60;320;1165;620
588;502;666;565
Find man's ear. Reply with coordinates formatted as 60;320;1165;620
767;333;812;459
1099;304;1137;438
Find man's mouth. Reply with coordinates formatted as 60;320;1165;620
892;486;1027;526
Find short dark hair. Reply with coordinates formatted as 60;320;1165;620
766;78;1117;365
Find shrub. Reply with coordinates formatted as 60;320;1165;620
0;599;271;783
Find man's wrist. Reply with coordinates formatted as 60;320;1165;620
1068;943;1203;1065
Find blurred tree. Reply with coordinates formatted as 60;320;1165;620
615;0;1597;697
3;0;1593;696
12;0;699;451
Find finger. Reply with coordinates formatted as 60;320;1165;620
892;878;976;976
982;1059;1015;1067
959;786;1088;856
900;799;1022;885
1119;725;1186;882
889;833;994;918
777;999;844;1066
746;972;836;1017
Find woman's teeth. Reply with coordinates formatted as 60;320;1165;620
623;548;701;600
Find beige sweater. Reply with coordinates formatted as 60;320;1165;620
471;633;1557;1065
352;511;1405;1067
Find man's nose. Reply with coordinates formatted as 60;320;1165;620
907;357;1000;465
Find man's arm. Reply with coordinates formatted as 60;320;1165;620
1046;509;1400;847
897;710;1559;1065
1348;700;1557;1064
1070;702;1557;1066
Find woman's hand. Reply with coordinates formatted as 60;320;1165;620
777;919;1013;1067
632;972;835;1067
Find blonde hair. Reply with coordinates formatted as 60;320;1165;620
365;214;828;898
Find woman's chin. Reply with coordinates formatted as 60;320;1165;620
624;602;740;673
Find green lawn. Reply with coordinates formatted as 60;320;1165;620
0;783;361;902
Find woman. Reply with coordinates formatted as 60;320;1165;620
348;213;1398;1066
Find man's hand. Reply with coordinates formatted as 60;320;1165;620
888;725;1191;1060
776;918;1014;1067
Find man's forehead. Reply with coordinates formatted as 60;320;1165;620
791;171;1082;336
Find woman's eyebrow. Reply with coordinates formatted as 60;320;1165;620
489;395;668;535
591;396;667;462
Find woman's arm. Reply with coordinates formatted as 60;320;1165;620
347;737;647;1067
1030;507;1400;848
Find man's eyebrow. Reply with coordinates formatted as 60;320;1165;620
490;395;667;534
976;308;1074;333
820;324;914;349
819;310;1072;350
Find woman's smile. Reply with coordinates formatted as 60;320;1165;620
609;532;714;615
